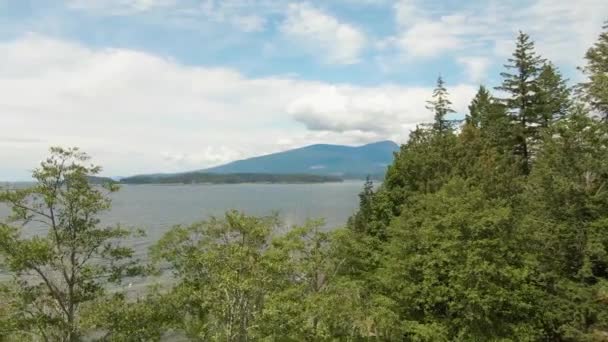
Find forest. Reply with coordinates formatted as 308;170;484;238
1;24;608;341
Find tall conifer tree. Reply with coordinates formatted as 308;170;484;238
426;76;456;133
579;22;608;120
496;31;545;174
467;86;492;128
536;62;571;127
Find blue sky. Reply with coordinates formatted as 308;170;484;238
1;0;607;180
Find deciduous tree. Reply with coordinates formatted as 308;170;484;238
0;147;143;341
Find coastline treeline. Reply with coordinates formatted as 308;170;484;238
119;172;343;185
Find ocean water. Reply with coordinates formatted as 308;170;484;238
0;181;365;269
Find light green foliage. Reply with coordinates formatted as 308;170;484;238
81;289;177;341
0;282;35;341
151;211;388;341
0;147;143;341
150;210;279;341
266;221;403;341
261;221;361;340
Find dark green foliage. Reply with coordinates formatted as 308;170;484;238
349;176;375;235
337;28;608;340
496;31;546;174
521;111;608;339
536;63;572;127
385;126;457;197
86;176;118;185
382;179;544;340
466;86;513;153
466;85;492;127
579;22;608;120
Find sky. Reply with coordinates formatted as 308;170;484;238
1;0;607;180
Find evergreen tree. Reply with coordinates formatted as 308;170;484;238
382;179;544;340
523;109;608;338
426;76;456;133
350;176;374;234
536;62;571;127
496;31;545;174
385;125;458;199
579;22;608;121
467;85;492;128
464;86;513;154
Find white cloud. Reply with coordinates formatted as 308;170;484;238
387;0;483;59
395;16;467;57
160;146;243;169
521;0;608;66
394;0;420;27
457;56;491;83
287;84;476;134
0;34;476;180
386;0;608;68
67;0;273;32
281;3;366;64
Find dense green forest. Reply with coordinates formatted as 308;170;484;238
119;172;343;184
1;25;608;341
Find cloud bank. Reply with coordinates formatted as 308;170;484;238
0;34;474;180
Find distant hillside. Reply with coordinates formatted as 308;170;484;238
202;141;399;179
120;173;342;185
87;176;117;185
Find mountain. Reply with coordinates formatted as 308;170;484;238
87;176;117;184
120;173;342;185
202;140;399;179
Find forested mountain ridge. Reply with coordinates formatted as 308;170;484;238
114;141;399;183
2;25;608;341
201;140;399;179
119;172;343;184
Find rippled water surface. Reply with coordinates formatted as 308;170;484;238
0;181;365;260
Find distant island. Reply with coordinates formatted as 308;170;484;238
119;172;343;185
81;141;399;185
87;176;117;184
